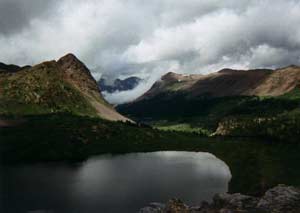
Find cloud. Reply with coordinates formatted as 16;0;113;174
1;0;300;103
124;0;300;70
102;60;180;104
0;0;57;35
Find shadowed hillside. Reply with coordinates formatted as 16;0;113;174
118;66;300;142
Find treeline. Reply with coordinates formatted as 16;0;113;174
118;88;300;138
216;110;300;143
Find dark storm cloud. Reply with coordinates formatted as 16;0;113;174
1;0;300;103
0;0;56;35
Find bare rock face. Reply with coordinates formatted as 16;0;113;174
140;185;300;213
213;193;259;210
57;54;130;122
57;53;102;96
257;185;300;213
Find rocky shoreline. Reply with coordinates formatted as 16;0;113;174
140;185;300;213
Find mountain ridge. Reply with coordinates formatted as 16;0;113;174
136;65;300;101
117;65;300;140
0;62;31;73
0;53;129;122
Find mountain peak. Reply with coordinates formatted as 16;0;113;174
218;68;236;73
285;64;299;69
161;72;203;83
161;72;183;82
58;53;84;69
57;53;93;80
58;53;79;62
0;54;130;122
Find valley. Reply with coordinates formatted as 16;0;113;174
2;1;300;212
118;67;300;143
1;54;300;212
2;113;300;197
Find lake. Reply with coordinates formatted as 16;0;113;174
1;151;231;213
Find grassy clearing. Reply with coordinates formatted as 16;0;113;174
154;123;210;135
118;88;300;140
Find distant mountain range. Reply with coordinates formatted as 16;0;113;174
0;54;128;122
137;65;300;100
118;65;300;141
0;62;31;73
2;54;300;142
98;76;141;93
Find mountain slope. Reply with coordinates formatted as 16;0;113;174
0;54;128;122
118;66;300;139
138;66;300;101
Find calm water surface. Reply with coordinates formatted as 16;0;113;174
2;151;231;213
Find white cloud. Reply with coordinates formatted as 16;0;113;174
1;0;300;103
103;60;180;104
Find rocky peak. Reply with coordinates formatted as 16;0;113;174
56;53;101;95
57;53;90;75
161;72;183;82
56;54;130;121
0;54;130;122
279;64;300;71
288;64;300;68
218;68;236;73
161;72;204;83
58;53;79;64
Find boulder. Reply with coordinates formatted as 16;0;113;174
140;185;300;213
257;184;300;212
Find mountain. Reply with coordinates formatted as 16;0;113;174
138;66;300;100
0;54;128;122
98;76;141;93
118;65;300;140
0;62;31;73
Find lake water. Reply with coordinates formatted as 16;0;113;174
1;151;231;213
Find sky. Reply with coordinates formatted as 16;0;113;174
1;0;300;103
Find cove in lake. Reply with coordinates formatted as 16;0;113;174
2;151;231;213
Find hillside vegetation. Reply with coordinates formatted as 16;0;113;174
118;67;300;142
2;113;300;195
0;54;128;121
1;59;300;195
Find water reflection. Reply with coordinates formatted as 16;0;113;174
2;151;231;213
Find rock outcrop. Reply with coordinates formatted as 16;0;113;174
257;185;300;212
140;185;300;213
